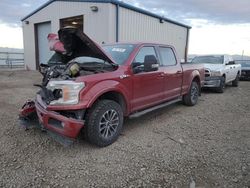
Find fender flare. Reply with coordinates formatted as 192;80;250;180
187;70;201;92
80;80;131;114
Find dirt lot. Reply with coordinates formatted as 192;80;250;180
0;70;249;188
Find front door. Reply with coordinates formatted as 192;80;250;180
131;46;165;112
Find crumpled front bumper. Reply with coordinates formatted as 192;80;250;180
35;96;85;139
19;96;85;143
203;76;221;88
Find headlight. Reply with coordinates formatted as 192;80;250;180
47;80;85;105
210;71;221;77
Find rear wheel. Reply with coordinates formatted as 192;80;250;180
216;76;225;93
232;74;239;87
183;81;199;106
85;100;123;147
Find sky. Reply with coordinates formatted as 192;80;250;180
0;0;249;56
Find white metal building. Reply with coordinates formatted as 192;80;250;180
22;0;191;70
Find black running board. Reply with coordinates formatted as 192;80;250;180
129;98;182;119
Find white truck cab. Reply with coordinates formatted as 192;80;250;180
191;55;241;93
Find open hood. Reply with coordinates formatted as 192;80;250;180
48;27;117;66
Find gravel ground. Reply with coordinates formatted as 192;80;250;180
0;70;249;188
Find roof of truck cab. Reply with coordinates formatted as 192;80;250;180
21;0;191;29
102;42;175;47
194;54;233;57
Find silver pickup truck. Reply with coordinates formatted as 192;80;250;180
191;55;241;93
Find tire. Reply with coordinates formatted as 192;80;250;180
85;100;123;147
216;76;225;93
232;74;239;87
183;81;199;106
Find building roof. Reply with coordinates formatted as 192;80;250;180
21;0;191;29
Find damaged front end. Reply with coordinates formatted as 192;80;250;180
18;76;86;146
19;100;38;130
18;27;117;146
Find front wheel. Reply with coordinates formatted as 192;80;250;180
232;74;239;87
216;76;226;93
85;100;123;147
183;81;199;106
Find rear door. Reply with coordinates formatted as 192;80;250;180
131;46;165;111
158;46;183;100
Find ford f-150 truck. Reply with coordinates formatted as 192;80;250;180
19;27;204;147
191;55;241;93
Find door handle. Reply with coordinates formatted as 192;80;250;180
176;71;182;74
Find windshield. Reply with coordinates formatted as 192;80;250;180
102;44;135;65
192;56;224;64
46;44;136;65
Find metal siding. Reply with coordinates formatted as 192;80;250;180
21;0;190;29
119;7;187;61
22;1;188;70
22;1;115;70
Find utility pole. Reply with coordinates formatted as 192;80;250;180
242;50;244;60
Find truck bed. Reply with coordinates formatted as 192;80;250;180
181;62;205;94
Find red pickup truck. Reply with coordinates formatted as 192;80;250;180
20;27;204;147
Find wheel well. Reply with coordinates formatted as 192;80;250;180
96;91;127;114
193;76;200;83
193;76;200;87
192;76;201;94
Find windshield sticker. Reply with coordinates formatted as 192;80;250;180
112;48;126;53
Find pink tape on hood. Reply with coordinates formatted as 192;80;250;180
47;33;66;53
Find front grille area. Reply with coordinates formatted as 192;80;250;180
242;70;250;76
205;69;210;77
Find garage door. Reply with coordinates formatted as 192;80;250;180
36;22;53;65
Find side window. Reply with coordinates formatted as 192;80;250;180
132;47;157;73
159;47;177;66
134;47;157;64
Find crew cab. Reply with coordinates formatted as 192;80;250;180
191;55;241;93
19;27;204;147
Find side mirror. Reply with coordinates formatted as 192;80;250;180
227;61;235;65
132;62;144;74
144;55;159;72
